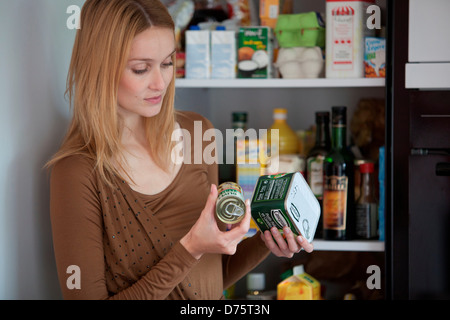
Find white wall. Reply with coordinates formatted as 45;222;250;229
0;0;85;299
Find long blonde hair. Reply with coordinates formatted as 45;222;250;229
46;0;177;186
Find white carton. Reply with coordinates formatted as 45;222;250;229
211;29;236;79
326;0;375;78
185;29;210;79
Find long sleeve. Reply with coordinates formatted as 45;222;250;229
50;155;199;300
222;232;270;290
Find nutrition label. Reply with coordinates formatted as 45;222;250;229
253;176;290;202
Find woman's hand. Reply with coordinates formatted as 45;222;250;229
260;226;314;258
180;184;251;260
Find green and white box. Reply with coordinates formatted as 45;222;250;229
251;172;321;243
237;26;273;78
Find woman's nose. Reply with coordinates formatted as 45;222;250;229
149;68;165;91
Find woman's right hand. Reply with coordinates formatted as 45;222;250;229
180;184;251;260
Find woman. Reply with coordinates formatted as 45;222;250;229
48;0;312;300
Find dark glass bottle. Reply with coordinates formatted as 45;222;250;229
219;112;247;184
355;162;378;239
322;107;355;240
232;112;247;181
306;112;331;239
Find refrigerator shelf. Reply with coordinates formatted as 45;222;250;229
312;240;385;252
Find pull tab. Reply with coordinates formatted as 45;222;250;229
225;202;244;217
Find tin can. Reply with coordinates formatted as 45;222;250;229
216;182;246;224
250;172;321;243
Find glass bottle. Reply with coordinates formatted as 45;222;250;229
232;111;247;181
355;162;378;239
306;111;331;238
322;106;355;240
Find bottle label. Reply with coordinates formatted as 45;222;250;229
356;203;378;238
323;176;348;230
307;156;325;199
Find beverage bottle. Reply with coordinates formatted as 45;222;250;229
219;112;247;184
231;111;247;181
306;111;331;238
322;106;355;240
355;162;378;239
268;108;298;155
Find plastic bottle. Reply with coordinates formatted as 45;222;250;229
268;108;298;155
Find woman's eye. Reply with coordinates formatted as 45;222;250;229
133;68;147;75
162;61;173;68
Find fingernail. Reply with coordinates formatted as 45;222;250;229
298;235;304;243
246;199;250;206
284;227;290;234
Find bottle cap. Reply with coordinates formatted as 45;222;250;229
293;264;305;275
315;111;330;123
189;25;200;30
216;25;226;30
360;162;375;173
273;108;287;120
331;106;347;125
246;273;265;291
232;112;247;123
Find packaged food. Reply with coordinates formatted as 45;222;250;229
277;265;321;300
185;26;210;79
237;26;273;78
260;0;279;29
216;182;246;224
364;37;386;78
325;0;376;78
250;172;321;243
211;26;237;79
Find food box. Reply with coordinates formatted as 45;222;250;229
250;172;321;243
364;37;386;78
326;0;375;78
277;272;321;300
238;26;273;78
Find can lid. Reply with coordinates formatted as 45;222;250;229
246;273;265;291
360;162;375;173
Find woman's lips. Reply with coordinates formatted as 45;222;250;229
144;95;162;104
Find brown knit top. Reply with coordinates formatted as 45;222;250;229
50;111;270;300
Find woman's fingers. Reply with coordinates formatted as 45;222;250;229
261;227;314;257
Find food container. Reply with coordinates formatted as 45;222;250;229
250;172;321;243
238;27;273;78
325;0;375;78
216;182;246;224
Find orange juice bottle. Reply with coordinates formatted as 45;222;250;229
269;108;298;154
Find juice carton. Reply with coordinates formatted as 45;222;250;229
277;265;321;300
260;0;279;29
365;37;386;78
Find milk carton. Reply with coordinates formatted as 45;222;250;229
185;27;210;79
211;27;236;79
326;0;375;78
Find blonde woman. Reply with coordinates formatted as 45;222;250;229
48;0;312;300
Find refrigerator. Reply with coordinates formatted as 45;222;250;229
387;0;450;299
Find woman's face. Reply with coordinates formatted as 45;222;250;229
118;27;175;121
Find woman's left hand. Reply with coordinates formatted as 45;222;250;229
260;227;313;258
